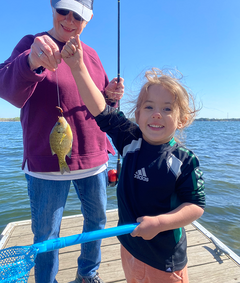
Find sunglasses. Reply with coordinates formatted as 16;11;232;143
56;9;84;21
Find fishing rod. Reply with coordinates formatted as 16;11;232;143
117;0;120;85
108;0;121;187
116;0;121;179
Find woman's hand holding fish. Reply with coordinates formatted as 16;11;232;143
28;35;62;72
105;78;124;102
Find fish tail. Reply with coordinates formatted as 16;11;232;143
59;161;70;174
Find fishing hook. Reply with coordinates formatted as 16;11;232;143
56;106;63;117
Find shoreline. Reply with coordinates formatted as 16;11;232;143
1;117;240;122
0;118;20;122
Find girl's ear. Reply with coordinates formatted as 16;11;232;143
177;122;184;129
177;116;187;129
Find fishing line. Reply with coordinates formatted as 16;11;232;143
56;69;61;108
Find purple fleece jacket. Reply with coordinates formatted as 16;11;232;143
0;32;115;172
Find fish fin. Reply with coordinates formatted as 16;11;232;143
51;149;56;155
67;147;72;158
60;133;66;144
60;162;70;174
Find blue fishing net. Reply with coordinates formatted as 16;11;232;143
0;246;38;283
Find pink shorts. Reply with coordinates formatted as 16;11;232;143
121;245;189;283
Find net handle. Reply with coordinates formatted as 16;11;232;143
33;223;138;253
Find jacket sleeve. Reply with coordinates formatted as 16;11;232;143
95;105;138;155
0;35;47;108
175;151;205;209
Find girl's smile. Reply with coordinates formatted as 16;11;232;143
136;84;183;145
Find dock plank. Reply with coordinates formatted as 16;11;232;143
1;209;240;283
188;260;240;283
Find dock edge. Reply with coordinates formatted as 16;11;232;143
192;220;240;266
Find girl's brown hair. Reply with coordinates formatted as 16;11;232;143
132;68;198;130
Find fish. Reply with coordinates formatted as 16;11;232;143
49;115;73;174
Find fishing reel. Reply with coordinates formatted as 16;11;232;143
108;169;118;187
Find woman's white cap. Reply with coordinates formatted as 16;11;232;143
51;0;93;22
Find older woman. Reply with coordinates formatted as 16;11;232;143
0;1;124;283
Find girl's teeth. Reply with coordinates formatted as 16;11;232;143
150;125;163;128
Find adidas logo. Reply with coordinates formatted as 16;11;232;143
134;168;149;182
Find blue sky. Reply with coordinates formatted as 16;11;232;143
0;0;240;119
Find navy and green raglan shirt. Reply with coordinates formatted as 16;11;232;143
95;106;205;272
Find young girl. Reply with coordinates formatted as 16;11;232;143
62;36;205;283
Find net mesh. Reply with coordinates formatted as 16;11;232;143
0;246;38;282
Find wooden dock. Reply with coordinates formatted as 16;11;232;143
1;209;240;283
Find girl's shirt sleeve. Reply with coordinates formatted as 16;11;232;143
175;148;205;209
95;105;138;155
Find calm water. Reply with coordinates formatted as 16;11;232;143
0;121;239;256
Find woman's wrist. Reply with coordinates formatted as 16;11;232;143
105;94;117;107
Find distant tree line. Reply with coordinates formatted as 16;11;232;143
0;117;239;122
0;117;20;122
128;117;240;123
195;118;240;121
